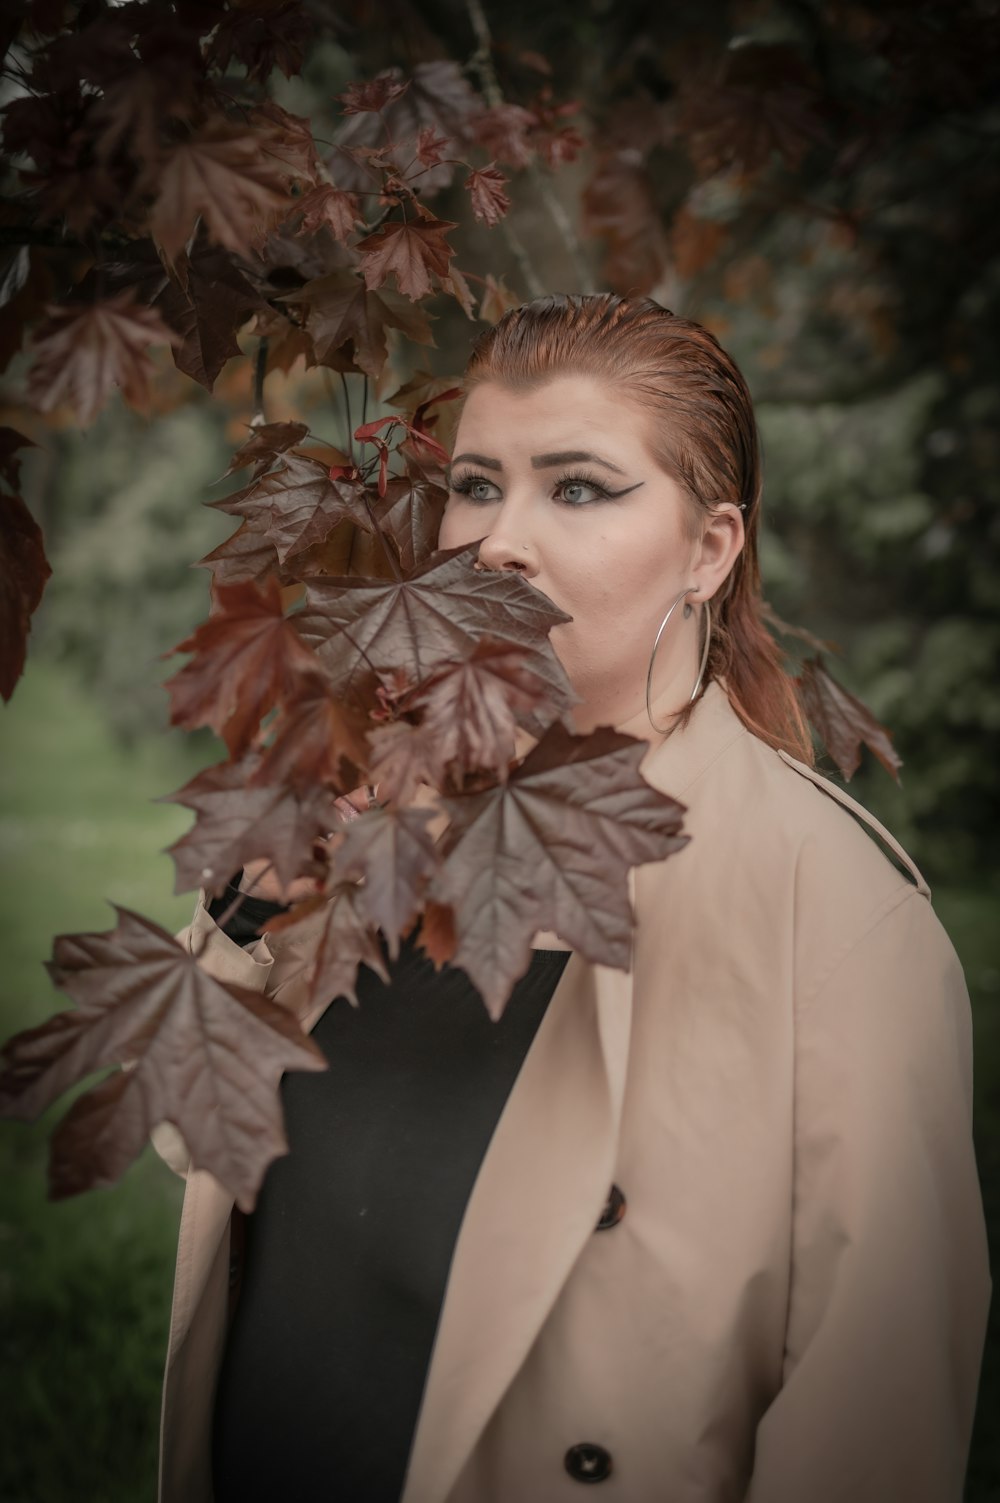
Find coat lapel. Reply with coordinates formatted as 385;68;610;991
400;938;634;1503
399;681;746;1503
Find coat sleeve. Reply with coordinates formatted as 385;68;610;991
745;887;992;1503
148;887;277;1180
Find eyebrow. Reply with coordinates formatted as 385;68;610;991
446;449;628;482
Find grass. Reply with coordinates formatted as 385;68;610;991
0;662;206;1503
0;661;997;1501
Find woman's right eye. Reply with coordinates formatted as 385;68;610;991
449;473;500;504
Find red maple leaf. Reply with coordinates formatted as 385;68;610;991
0;907;326;1209
163;575;321;756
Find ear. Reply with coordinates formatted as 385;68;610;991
691;502;745;601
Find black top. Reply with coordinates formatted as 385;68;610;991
208;872;572;1503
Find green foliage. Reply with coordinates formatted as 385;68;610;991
752;372;1000;883
24;407;235;742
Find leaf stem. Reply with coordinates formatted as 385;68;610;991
339;371;354;460
252;337;269;424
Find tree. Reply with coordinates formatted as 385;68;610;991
7;0;986;1206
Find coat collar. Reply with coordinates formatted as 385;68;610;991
400;678;748;1503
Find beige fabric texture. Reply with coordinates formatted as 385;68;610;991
155;679;992;1503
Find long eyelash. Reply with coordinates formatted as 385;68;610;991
448;468;618;502
448;470;494;498
553;468;613;501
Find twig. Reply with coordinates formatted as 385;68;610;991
339;370;354;460
252;336;269;424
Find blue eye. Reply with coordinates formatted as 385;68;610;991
554;473;609;505
449;469;617;506
449;474;499;504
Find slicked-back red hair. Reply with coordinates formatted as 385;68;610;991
459;291;814;763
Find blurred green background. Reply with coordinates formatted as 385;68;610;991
2;0;999;1497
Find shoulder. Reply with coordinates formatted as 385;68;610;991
641;690;936;994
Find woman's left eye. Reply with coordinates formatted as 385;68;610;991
553;472;610;506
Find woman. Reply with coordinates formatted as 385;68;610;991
156;294;991;1503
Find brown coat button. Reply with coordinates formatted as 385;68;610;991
565;1442;613;1483
595;1183;626;1230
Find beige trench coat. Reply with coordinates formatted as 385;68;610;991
156;679;991;1503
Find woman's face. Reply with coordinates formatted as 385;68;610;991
438;373;743;736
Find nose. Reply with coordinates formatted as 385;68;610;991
475;509;539;577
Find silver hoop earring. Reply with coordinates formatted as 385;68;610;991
645;588;713;734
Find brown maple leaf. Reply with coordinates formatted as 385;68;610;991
371;472;449;574
415;125;451;167
405;637;550;787
81;234;267;393
219;421;311;482
293;183;364;245
249;674;371;793
436;264;477;320
581;149;670;295
0;491;52;702
295;544;576;725
25;291;182;427
796;656;902;783
330;61;484;198
163;575;321;756
330;805;441;957
367;719;442;806
274;270;435;378
337;76;412;115
465;164;511;226
430;723;690;1018
266;882;390;1016
479;273;522;325
0;906;326;1209
159;753;344;899
196;513;281;589
356;213;458;301
149;118;298;269
674;43;829;178
469;103;537;169
207;1;314;84
414;900;457;968
209;452;375;564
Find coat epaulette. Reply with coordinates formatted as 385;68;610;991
776;749;931;899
